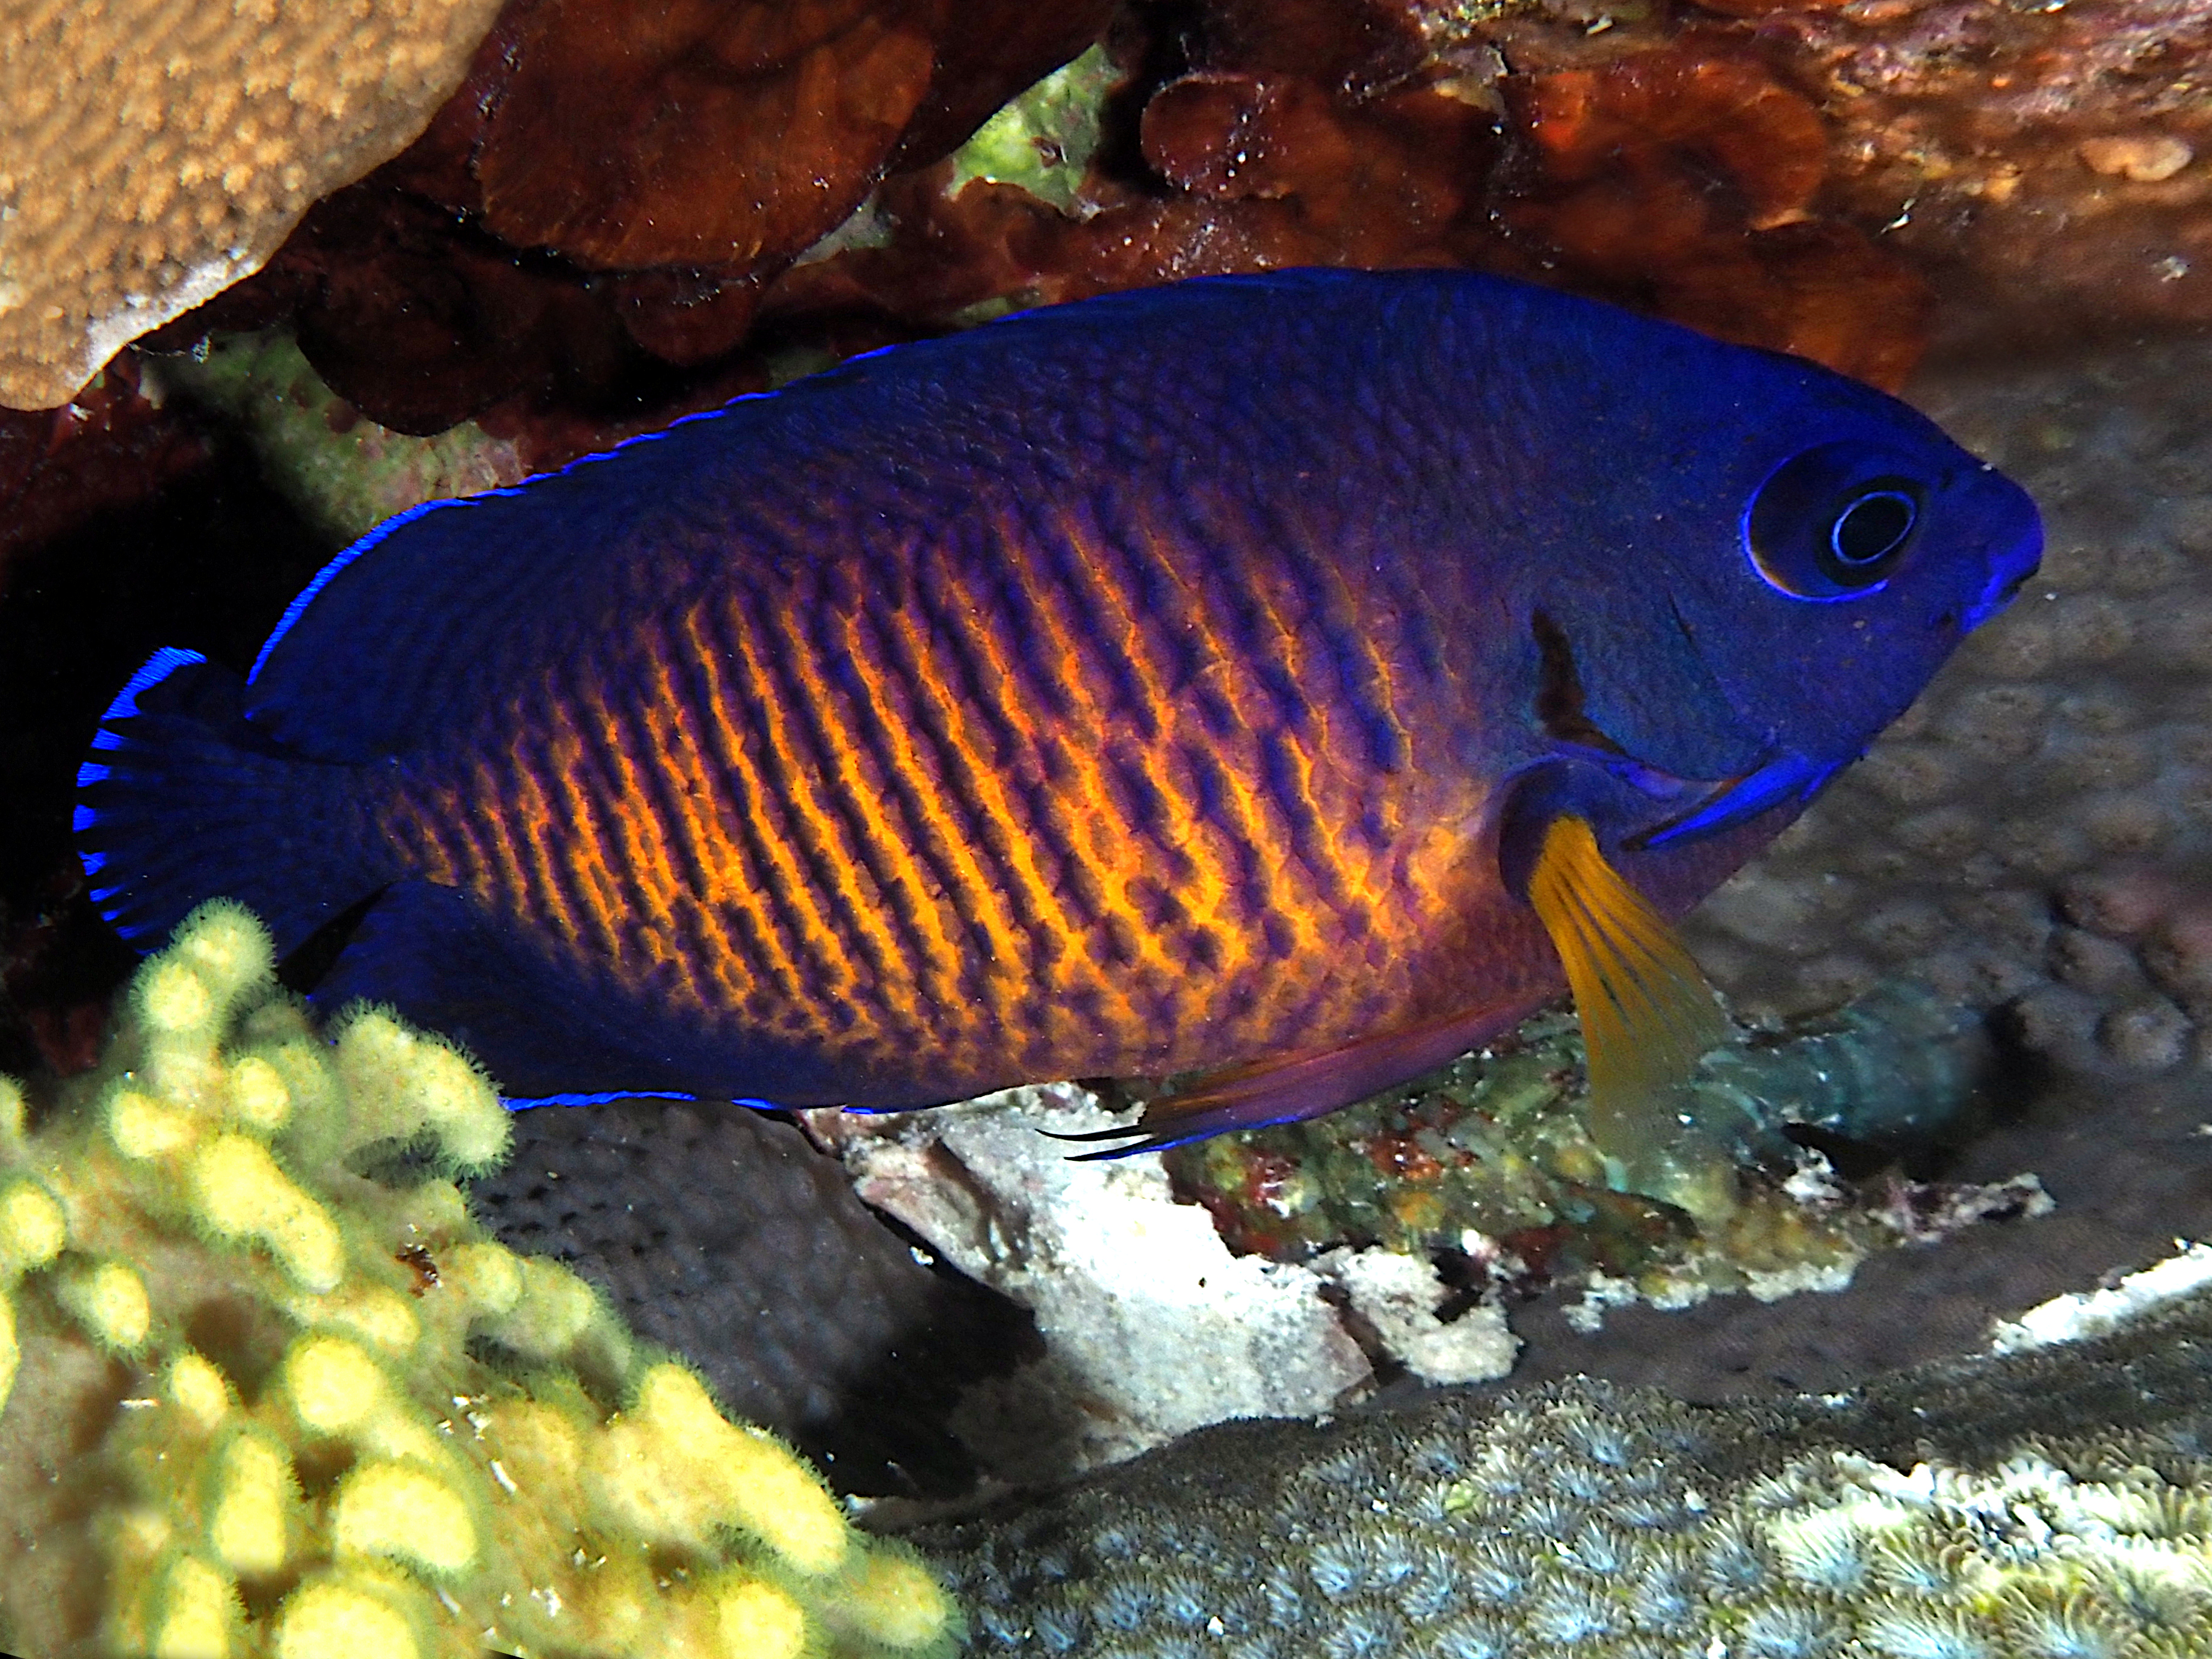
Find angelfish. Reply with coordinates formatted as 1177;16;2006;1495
76;270;2041;1161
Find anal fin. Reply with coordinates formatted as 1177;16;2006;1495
314;879;708;1102
1056;995;1546;1158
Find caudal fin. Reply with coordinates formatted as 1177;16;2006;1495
75;648;398;954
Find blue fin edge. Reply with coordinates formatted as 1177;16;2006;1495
498;1089;797;1112
100;646;208;726
78;646;209;935
244;395;783;689
249;501;470;684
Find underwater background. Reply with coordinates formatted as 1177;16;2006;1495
2;1;2211;1655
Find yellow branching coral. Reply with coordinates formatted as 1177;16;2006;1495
0;902;962;1659
0;0;508;409
585;1362;852;1576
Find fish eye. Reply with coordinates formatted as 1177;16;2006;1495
1745;442;1928;601
1826;486;1917;575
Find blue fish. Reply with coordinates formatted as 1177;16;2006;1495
75;270;2040;1160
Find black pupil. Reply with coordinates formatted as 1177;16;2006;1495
1831;491;1915;567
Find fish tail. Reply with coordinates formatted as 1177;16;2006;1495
75;647;399;954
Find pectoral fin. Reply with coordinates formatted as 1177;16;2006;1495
1525;814;1731;1176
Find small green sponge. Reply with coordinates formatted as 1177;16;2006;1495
0;901;962;1659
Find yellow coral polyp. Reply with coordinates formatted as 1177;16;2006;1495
281;1333;389;1436
589;1363;852;1576
330;1460;478;1578
207;1430;292;1577
409;1042;510;1173
356;1408;451;1470
0;1175;67;1274
727;1424;853;1577
332;1011;509;1174
843;1551;957;1651
0;902;964;1659
224;1055;291;1133
66;1259;152;1352
137;959;217;1037
171;900;274;1012
440;1239;523;1315
149;1551;239;1659
289;1283;421;1356
711;1573;811;1659
493;1256;599;1359
190;1132;344;1291
270;1574;421;1659
0;1290;17;1417
108;1086;203;1161
0;1074;24;1147
252;1034;341;1128
167;1352;232;1433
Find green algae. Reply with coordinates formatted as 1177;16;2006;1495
1162;981;1998;1308
945;44;1122;214
153;332;527;546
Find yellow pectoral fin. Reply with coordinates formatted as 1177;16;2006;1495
1527;815;1732;1195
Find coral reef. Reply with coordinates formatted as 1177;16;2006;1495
149;333;528;546
472;1092;1034;1498
134;0;1119;444
806;1087;1406;1483
1497;37;1932;391
100;0;2206;453
0;903;958;1659
1767;0;2212;353
457;0;1113;301
914;1262;2212;1657
1163;981;1995;1268
803;1010;2039;1483
0;0;506;409
0;7;2205;1590
99;0;1882;452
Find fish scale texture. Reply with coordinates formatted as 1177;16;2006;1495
916;1284;2212;1657
78;268;2034;1138
468;1099;1031;1496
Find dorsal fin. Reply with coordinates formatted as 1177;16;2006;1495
241;422;729;761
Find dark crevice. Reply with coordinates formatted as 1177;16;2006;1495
1530;607;1626;755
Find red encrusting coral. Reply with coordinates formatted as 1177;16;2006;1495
99;0;1925;464
1501;43;1929;391
94;0;2211;462
0;361;212;581
1754;0;2212;353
